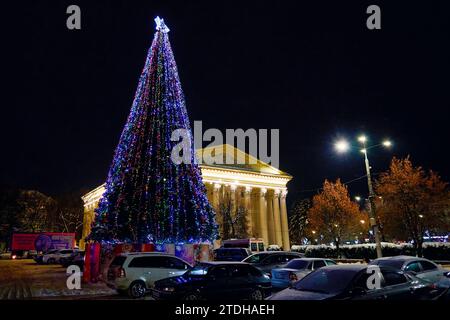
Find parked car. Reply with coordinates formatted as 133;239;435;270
42;249;79;264
34;252;47;264
242;251;303;274
11;250;26;259
29;250;38;259
35;249;58;264
369;255;447;283
152;262;271;301
107;252;192;298
268;264;445;300
267;245;281;251
214;248;252;261
435;271;450;301
61;251;85;271
0;252;12;260
11;250;37;259
222;238;265;253
271;258;337;289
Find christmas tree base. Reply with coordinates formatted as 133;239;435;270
82;242;213;284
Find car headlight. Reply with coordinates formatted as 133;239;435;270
162;287;175;292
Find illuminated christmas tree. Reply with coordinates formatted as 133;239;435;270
90;17;217;244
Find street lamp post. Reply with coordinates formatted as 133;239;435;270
335;135;392;259
360;140;383;258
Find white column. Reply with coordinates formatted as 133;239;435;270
212;183;221;210
258;188;269;246
244;186;252;236
272;189;283;247
266;190;275;245
251;189;260;238
230;184;237;217
280;190;290;250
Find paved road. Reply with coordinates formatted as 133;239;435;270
0;259;115;300
1;258;448;300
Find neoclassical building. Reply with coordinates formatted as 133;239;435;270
81;144;292;250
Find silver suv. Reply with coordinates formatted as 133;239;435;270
107;252;192;298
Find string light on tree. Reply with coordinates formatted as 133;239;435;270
89;17;218;244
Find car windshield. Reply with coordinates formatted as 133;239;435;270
285;259;309;270
185;265;209;276
243;253;270;263
373;260;404;269
293;269;358;294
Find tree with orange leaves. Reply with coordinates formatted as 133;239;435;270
308;179;363;256
376;157;450;256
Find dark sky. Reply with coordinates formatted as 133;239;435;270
2;1;450;205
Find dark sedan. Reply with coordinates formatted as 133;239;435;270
61;251;85;270
152;262;271;300
214;248;252;262
369;255;447;283
242;251;303;274
268;264;445;300
435;271;450;301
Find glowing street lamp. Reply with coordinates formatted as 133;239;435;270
355;196;361;202
335;139;350;153
382;140;392;147
334;134;393;258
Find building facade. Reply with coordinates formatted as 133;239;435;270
81;145;292;249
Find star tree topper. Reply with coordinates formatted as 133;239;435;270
155;16;170;33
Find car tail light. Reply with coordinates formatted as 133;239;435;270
118;267;126;278
12;255;17;260
289;272;298;281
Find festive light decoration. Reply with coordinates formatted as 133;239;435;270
89;17;217;244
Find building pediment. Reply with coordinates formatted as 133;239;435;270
197;144;291;177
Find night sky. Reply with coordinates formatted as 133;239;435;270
2;1;450;206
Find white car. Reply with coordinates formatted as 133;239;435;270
107;252;192;298
42;249;79;264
